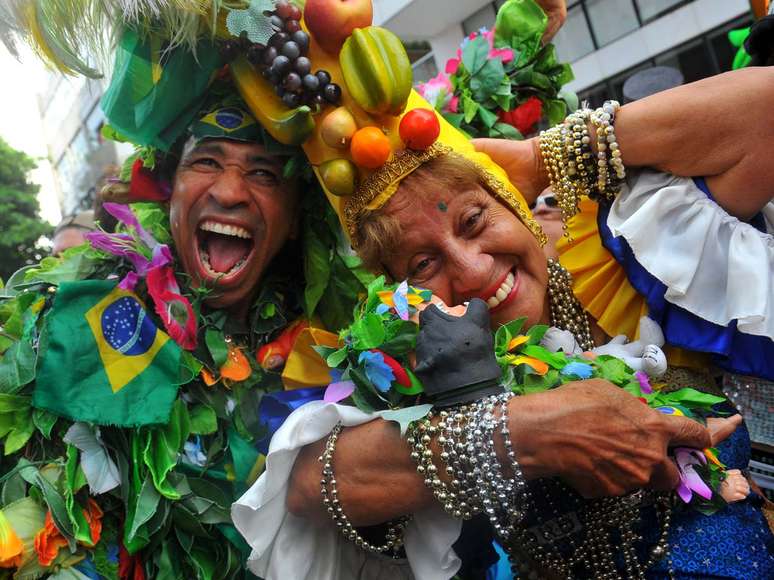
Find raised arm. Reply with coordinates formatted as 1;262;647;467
474;67;774;219
287;380;736;526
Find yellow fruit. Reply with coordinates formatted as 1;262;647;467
319;159;357;196
339;26;412;116
320;107;358;149
230;57;315;146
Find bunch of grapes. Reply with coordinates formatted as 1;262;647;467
220;1;342;110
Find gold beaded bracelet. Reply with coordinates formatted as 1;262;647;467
539;101;626;236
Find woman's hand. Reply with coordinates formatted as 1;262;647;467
509;379;741;498
472;137;548;205
287;379;732;525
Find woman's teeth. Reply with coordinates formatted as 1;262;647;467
486;271;515;309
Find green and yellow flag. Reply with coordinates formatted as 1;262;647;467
34;280;182;427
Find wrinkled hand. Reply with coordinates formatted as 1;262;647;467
472;137;547;204
509;379;742;497
536;0;568;43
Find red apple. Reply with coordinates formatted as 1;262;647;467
304;0;373;54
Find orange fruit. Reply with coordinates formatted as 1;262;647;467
350;126;392;169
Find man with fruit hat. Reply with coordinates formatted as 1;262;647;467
0;2;373;577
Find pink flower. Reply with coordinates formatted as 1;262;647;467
482;28;514;63
417;73;457;113
674;447;713;503
445;48;462;75
146;266;197;350
447;95;459;113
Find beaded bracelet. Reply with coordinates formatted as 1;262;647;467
407;393;532;539
319;423;411;556
539;101;627;233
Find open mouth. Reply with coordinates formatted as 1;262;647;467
483;268;520;313
196;220;254;283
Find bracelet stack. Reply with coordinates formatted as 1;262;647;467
319;423;411;557
407;392;532;542
539;100;625;235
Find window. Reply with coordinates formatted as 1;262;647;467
462;4;497;36
635;0;690;23
412;52;439;84
553;3;595;62
654;39;712;84
585;0;639;47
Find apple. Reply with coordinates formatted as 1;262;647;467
304;0;373;54
320;107;358;149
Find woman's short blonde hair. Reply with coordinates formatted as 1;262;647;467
357;153;499;273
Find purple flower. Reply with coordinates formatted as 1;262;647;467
358;350;394;393
102;202;157;249
324;381;356;403
674;447;713;503
635;371;653;394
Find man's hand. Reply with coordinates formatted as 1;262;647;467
472;137;548;205
509;379;741;497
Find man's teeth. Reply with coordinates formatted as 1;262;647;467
199;250;247;277
199;220;252;239
486;271;515;309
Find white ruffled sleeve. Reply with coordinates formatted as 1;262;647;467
607;169;774;339
231;401;462;580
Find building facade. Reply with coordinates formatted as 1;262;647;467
379;0;753;102
38;74;132;217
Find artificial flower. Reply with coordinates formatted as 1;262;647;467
358;350;395;392
377;281;425;320
674;447;713;503
34;512;68;566
0;509;23;568
498;96;543;135
129;158;171;202
183;437;208;467
324;380;356;403
200;367;217;386
146;265;197;350
257;319;309;370
83;499;103;546
375;350;411;387
704;447;725;468
561;361;593;379
119;543;146;580
481;28;514;63
507;354;548;375
220;345;252;382
507;335;529;351
655;405;684;416
447;27;514;76
63;423;121;495
635;371;653;394
416;73;456;113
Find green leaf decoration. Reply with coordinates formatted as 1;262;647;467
559;88;579;112
526;324;549;345
462;94;479;124
189;404;218;435
32;408;57;439
522;344;567;369
226;0;276;46
0;340;36;393
350;313;387;350
462;36;491;75
142;399;190;500
326;347;349;368
377;404;433;435
489;122;523;140
476;105;499;128
495;0;546;60
35;471;76;548
594;355;633;385
126;477;161;544
545;98;568;127
471;59;506;103
205;329;229;369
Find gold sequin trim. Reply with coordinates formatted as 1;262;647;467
344;144;546;249
344;143;452;244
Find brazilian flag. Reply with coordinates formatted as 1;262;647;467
34;280;181;427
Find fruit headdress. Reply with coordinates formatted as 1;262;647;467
288;0;546;247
